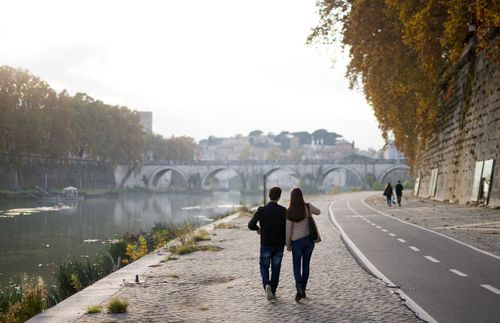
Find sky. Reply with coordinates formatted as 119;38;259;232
0;0;384;150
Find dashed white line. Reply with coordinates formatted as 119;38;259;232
481;285;500;295
376;226;381;229
449;269;468;277
409;246;420;252
425;256;440;263
389;233;396;237
397;238;406;243
382;229;388;232
371;223;376;226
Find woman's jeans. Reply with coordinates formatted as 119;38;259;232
291;235;315;290
386;195;393;206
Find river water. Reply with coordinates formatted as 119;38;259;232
0;192;260;287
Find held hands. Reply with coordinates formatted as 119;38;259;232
256;228;261;235
286;246;291;251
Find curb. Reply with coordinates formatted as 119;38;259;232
328;201;437;323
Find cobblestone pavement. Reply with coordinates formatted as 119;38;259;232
366;193;500;257
77;195;421;323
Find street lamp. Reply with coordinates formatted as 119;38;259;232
263;174;267;204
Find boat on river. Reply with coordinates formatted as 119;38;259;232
40;186;84;202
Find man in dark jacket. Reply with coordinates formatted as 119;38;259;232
248;186;286;301
395;180;404;207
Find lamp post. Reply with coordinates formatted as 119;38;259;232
263;174;267;204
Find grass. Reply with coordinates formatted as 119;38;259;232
163;255;179;262
166;274;179;278
107;298;128;313
86;305;102;314
198;245;223;252
193;229;211;242
171;243;198;255
214;223;238;229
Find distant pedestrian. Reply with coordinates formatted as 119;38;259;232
395;180;403;207
248;186;287;301
286;187;321;302
383;182;394;207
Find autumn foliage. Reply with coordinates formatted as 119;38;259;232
309;0;499;166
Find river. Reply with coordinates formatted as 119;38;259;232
0;192;260;287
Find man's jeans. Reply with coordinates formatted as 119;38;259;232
291;235;315;290
260;245;284;294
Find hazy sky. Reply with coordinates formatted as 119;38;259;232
0;0;384;150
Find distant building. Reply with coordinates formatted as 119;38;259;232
383;140;405;159
138;111;153;134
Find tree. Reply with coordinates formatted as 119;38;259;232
309;0;500;167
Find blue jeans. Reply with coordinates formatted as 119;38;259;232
260;245;284;294
291;235;315;290
386;195;393;207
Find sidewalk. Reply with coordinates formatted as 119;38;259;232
366;194;500;257
73;195;420;322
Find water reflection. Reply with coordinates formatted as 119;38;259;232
0;192;259;287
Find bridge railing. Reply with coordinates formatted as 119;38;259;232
141;159;408;166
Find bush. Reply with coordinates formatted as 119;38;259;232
86;305;102;314
0;276;47;323
107;298;128;313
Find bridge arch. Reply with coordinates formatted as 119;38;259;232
201;167;244;190
149;167;188;190
319;165;364;189
377;165;411;184
263;166;300;179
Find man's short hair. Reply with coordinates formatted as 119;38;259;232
268;187;282;201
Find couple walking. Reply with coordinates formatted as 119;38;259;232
248;186;321;302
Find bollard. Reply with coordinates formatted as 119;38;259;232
135;274;139;283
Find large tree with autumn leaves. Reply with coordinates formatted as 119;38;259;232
309;0;499;166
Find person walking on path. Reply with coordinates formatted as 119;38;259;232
383;182;394;207
395;180;403;207
285;187;321;302
248;186;287;301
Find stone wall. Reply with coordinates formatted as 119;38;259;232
415;37;500;206
0;158;116;191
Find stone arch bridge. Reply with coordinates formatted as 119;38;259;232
115;158;409;192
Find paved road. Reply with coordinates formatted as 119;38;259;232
331;192;500;323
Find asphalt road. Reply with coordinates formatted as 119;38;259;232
330;192;500;323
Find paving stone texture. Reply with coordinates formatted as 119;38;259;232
77;195;421;323
366;193;500;257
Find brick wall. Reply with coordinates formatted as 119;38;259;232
415;37;500;206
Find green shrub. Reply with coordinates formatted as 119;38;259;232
86;305;102;314
107;298;128;313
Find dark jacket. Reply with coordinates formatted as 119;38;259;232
395;183;403;195
383;185;394;197
248;202;286;247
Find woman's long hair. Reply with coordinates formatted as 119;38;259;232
286;187;307;222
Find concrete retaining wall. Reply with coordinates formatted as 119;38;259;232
415;37;500;206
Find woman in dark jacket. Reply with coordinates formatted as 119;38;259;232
383;182;394;207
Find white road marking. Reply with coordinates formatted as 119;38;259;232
425;256;440;263
376;226;381;229
382;229;388;232
389;233;396;237
371;223;376;226
397;238;406;243
481;285;500;295
449;269;468;277
409;246;420;252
